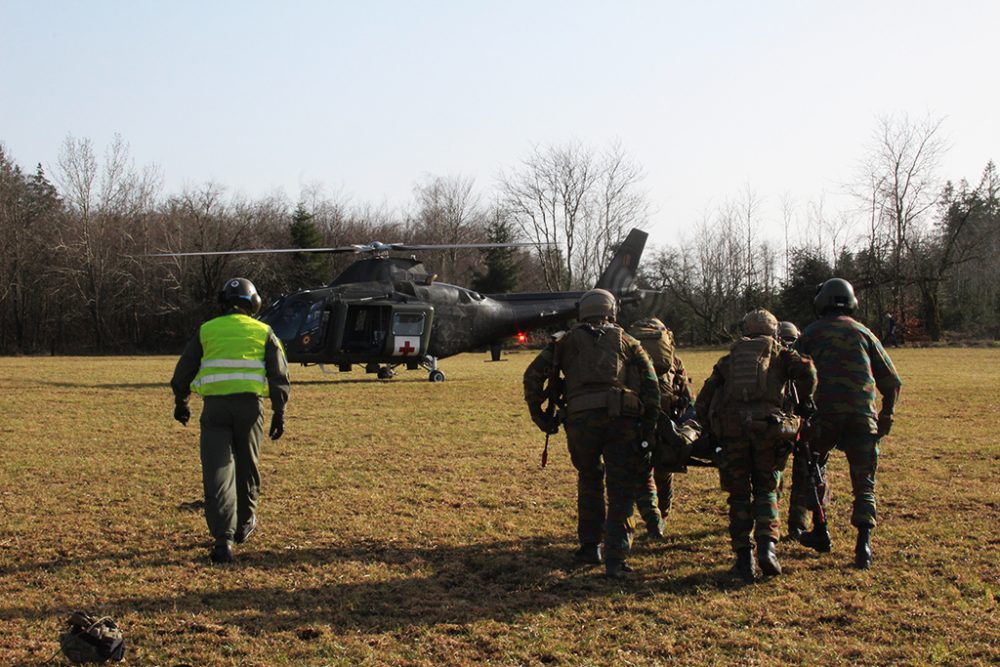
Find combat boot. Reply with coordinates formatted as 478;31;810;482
757;538;782;576
799;523;832;553
605;560;634;579
732;548;756;583
645;516;666;541
785;521;807;542
210;539;234;564
854;527;873;569
574;543;603;565
235;514;257;545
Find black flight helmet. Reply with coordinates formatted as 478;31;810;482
814;278;858;315
219;277;262;315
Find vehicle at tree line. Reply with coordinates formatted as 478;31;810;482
152;230;651;381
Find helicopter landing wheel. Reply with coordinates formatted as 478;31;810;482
428;370;445;383
377;366;396;380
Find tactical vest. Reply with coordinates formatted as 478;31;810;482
710;336;797;438
555;324;641;416
192;314;271;397
719;336;786;413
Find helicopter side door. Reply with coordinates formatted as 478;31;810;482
336;304;392;355
385;305;434;359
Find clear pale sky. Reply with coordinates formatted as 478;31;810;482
2;1;997;246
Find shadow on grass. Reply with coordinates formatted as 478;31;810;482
37;381;169;390
289;377;472;385
0;536;733;633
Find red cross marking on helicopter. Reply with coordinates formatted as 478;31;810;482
399;339;416;355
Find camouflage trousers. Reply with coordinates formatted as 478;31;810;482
718;434;784;551
788;415;879;529
636;468;673;530
564;410;649;566
200;395;264;543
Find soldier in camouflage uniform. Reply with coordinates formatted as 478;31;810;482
628;317;693;538
695;309;817;581
775;321;810;538
791;278;901;569
524;289;660;578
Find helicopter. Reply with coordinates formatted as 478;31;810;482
155;229;649;381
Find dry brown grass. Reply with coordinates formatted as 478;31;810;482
0;348;997;666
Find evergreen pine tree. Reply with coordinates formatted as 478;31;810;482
289;203;328;288
471;212;518;294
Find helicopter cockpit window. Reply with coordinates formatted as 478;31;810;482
270;300;309;341
392;312;425;336
298;300;327;351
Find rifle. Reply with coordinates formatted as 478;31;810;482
540;371;564;469
788;380;826;525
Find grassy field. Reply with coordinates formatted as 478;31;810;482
0;348;997;666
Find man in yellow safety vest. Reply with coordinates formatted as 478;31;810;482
171;277;290;563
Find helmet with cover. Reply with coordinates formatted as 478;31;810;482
742;308;779;337
778;321;800;344
577;288;618;322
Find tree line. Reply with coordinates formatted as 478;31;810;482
642;116;999;344
1;116;997;355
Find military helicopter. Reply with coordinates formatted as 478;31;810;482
155;229;649;381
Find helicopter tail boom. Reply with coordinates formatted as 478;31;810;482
594;228;647;295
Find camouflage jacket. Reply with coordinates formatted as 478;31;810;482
794;315;901;422
523;323;660;430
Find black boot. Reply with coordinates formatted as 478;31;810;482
757;538;782;576
574;543;603;565
210;539;234;564
854;527;872;569
785;521;807;542
733;548;756;583
645;516;666;540
605;560;634;579
235;514;257;545
799;523;832;553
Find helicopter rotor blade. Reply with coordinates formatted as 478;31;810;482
146;241;546;258
146;246;371;257
386;242;544;251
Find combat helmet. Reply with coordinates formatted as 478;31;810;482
778;321;800;345
578;288;618;322
814;278;857;315
219;277;262;315
742;308;778;337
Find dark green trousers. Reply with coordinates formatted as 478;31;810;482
718;434;783;551
199;394;264;542
636;468;672;527
564;410;648;565
789;415;879;529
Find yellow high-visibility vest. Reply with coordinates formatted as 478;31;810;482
192;314;271;397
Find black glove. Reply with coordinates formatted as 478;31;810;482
796;398;817;420
877;413;893;437
174;402;190;426
269;411;285;440
529;404;559;435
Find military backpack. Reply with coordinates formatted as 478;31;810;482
721;336;782;406
627;318;676;377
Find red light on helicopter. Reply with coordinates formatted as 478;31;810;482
516;332;527;344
